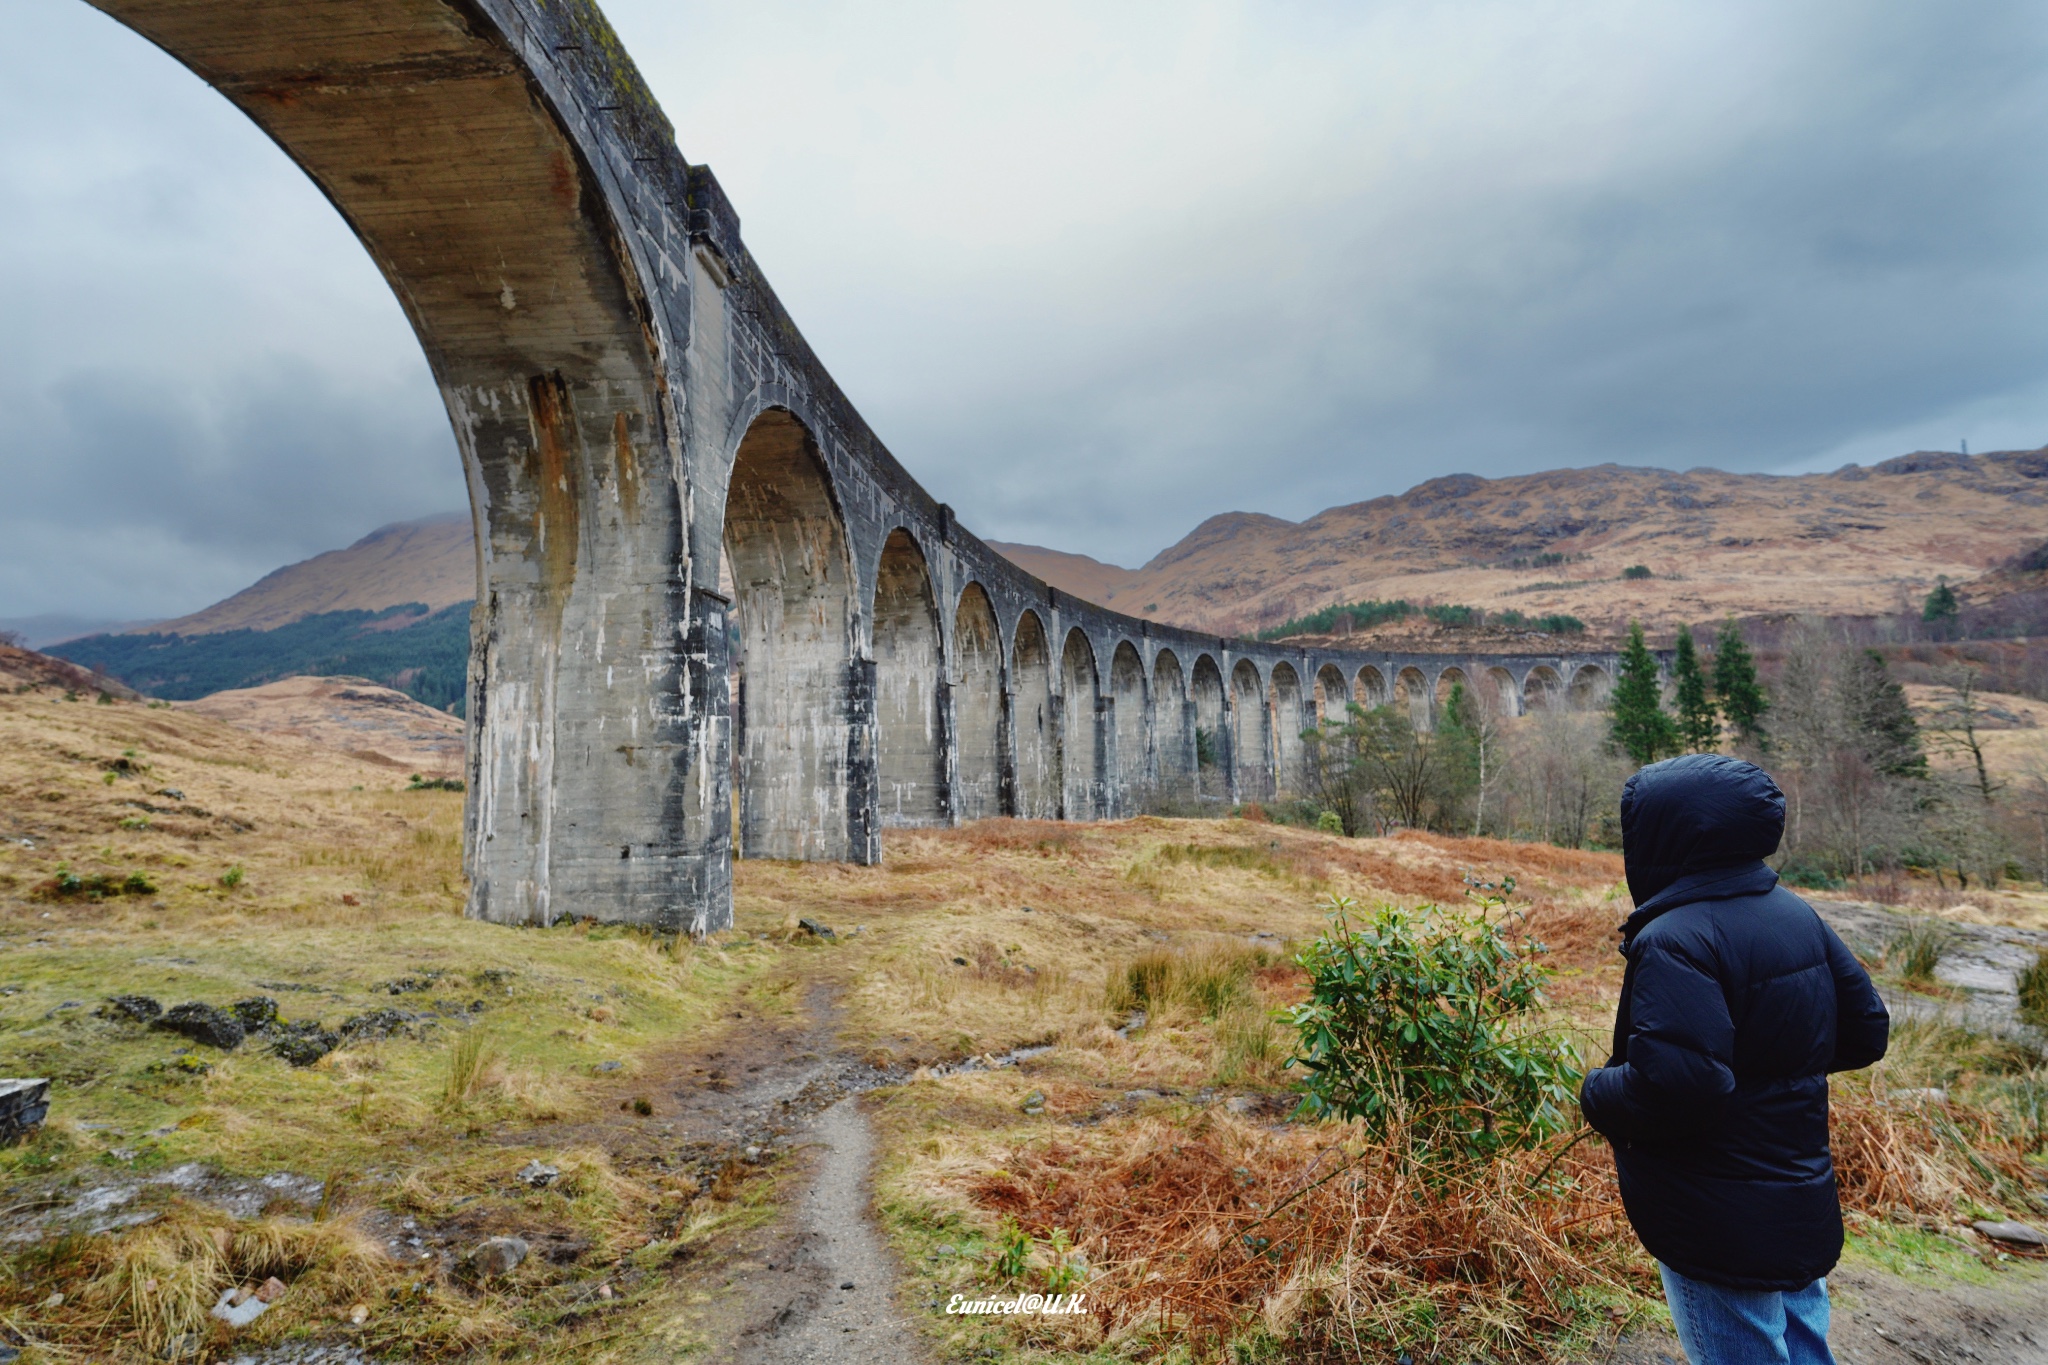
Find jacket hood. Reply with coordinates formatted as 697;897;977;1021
1621;754;1785;909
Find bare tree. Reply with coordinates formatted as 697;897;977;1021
1928;663;1998;803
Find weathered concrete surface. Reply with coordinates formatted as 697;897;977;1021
84;0;1635;932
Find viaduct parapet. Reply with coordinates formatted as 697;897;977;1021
85;0;1629;932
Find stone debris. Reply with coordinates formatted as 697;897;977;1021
151;1003;245;1051
212;1280;278;1327
516;1161;560;1189
796;918;836;940
99;995;163;1023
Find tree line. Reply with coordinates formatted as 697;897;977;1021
1296;612;2046;893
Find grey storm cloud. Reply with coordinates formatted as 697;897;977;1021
4;0;2048;622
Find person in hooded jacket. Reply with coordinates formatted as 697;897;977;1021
1580;754;1889;1365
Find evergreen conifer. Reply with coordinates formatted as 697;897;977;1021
1609;622;1678;765
1713;617;1769;748
1672;625;1718;752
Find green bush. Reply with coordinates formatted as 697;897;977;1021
1622;564;1653;580
1286;895;1581;1170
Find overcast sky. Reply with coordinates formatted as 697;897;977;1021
5;0;2048;625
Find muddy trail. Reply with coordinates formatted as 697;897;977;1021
537;983;928;1364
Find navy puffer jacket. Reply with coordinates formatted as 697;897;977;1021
1579;754;1889;1291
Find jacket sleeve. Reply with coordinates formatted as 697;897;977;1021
1579;934;1737;1145
1824;922;1890;1073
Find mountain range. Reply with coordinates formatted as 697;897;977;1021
44;447;2048;704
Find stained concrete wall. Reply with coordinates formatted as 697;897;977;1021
92;0;1642;932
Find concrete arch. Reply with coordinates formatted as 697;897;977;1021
1569;663;1613;710
951;583;1004;822
724;409;857;862
1011;610;1058;819
1315;663;1352;727
1270;661;1307;797
1357;665;1390;710
1486;666;1522;718
1434;666;1472;727
1153;649;1193;800
1523;665;1564;712
1110;642;1149;814
872;530;945;828
1231;658;1272;801
1395;666;1432;730
1192;654;1228;800
84;1;714;926
1062;629;1103;819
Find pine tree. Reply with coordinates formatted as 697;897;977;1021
1609;622;1678;766
1672;625;1718;753
1922;577;1960;626
1713;617;1769;748
1840;649;1926;779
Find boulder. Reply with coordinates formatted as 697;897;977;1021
0;1079;50;1141
101;995;163;1024
468;1236;529;1277
230;997;279;1033
1972;1219;2047;1247
151;1003;244;1051
516;1161;560;1188
271;1022;339;1068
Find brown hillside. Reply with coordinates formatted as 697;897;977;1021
1024;450;2048;636
177;674;465;775
154;512;475;635
984;540;1142;605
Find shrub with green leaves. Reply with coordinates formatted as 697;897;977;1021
1286;895;1581;1169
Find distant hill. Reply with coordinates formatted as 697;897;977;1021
46;512;476;715
54;603;471;715
154;512;474;635
1010;450;2048;639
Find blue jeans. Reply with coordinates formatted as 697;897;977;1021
1659;1264;1833;1365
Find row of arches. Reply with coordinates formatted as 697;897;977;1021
721;407;1615;861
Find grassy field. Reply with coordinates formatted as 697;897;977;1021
1;684;2043;1362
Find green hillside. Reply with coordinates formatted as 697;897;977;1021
54;602;472;715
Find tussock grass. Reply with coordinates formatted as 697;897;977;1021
2018;949;2048;1026
1888;918;1961;983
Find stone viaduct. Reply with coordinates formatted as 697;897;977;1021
86;0;1626;934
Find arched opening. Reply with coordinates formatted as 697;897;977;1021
1012;610;1057;818
723;410;856;861
872;530;945;828
1315;664;1352;727
1357;665;1390;710
1486;666;1522;718
1153;649;1193;801
951;584;1004;822
1396;666;1431;730
1270;662;1307;797
1522;665;1563;712
1569;664;1613;711
1062;629;1102;819
1192;654;1227;801
79;4;707;925
1231;659;1271;801
1434;666;1472;727
1110;641;1149;815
